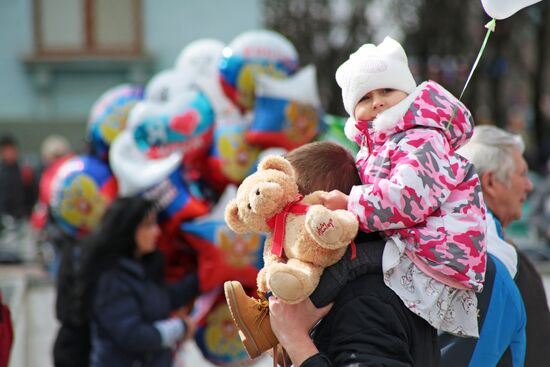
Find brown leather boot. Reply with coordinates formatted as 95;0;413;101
224;281;279;358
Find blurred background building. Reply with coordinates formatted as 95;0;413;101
0;0;261;159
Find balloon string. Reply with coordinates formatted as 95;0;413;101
446;18;496;130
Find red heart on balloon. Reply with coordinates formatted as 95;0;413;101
170;110;200;135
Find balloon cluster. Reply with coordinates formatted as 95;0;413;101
47;29;351;365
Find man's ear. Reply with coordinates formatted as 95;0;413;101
224;200;249;234
480;171;498;200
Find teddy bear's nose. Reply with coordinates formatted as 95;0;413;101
256;189;260;195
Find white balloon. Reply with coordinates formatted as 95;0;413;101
225;30;298;64
175;38;225;81
144;69;197;103
481;0;542;19
256;64;321;107
175;38;239;123
109;131;182;196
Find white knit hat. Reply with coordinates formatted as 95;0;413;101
335;36;416;119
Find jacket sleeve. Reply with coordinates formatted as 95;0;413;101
166;271;199;309
92;275;164;355
300;353;332;367
349;130;456;233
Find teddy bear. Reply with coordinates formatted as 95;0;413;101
224;154;359;304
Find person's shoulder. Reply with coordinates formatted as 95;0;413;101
97;259;143;288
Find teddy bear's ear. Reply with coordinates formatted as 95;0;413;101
224;200;249;234
258;155;295;178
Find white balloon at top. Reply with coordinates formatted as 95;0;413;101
480;0;542;19
175;38;226;81
175;38;239;122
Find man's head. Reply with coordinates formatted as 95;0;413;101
0;134;19;165
41;134;71;164
335;36;416;123
457;125;533;228
285;141;360;195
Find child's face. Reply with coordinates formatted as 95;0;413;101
354;88;408;121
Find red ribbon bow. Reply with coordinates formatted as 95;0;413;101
266;194;309;257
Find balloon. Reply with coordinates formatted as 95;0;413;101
481;0;542;19
30;154;74;230
202;121;261;192
109;130;182;196
111;130;209;231
247;65;324;150
175;38;226;82
142;166;209;233
87;84;144;160
128;90;215;161
49;155;118;237
144;69;179;102
175;39;240;121
194;299;253;366
219;30;299;112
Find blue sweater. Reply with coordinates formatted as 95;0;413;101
439;254;526;366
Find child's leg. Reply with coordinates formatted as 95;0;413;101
309;233;385;308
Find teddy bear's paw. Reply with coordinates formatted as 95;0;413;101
305;205;347;249
268;272;308;304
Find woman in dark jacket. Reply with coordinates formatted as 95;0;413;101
78;196;199;367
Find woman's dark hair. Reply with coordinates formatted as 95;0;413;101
75;196;157;318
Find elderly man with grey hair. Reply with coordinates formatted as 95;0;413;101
439;125;550;367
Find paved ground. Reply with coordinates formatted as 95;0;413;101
2;261;550;367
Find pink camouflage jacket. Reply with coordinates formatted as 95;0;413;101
345;80;487;292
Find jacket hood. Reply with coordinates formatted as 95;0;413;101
345;81;474;151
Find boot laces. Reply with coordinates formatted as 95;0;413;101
253;291;270;327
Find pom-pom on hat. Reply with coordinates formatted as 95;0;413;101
335;36;416;120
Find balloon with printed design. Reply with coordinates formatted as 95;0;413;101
49;155;118;237
202;122;261;193
248;65;324;150
219;30;299;112
129;90;215;163
194;299;253;366
182;219;265;272
87;84;144;160
141;166;209;233
109;130;183;197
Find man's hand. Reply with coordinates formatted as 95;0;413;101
269;296;332;366
320;190;349;211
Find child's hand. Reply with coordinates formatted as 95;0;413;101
320;190;349;210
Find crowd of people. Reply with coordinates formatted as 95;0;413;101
0;35;550;367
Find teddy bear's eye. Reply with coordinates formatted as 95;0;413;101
256;189;260;195
247;204;251;210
